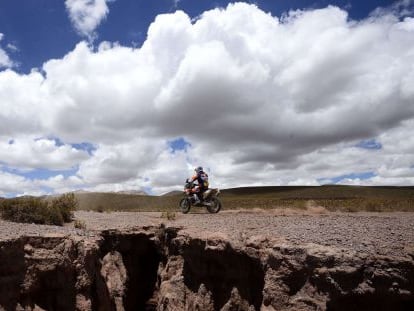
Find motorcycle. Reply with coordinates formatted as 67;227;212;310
179;179;222;214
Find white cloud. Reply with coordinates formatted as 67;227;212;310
65;0;113;39
77;138;191;193
0;70;51;137
77;138;164;184
0;170;86;197
0;33;13;68
0;171;31;196
1;3;414;195
36;174;85;194
0;136;90;171
6;43;19;52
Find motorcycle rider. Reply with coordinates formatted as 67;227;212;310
190;166;209;204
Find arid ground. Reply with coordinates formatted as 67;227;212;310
1;209;413;258
1;187;414;310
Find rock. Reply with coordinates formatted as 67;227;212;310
100;251;127;311
0;225;413;310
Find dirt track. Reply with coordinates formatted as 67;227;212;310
2;209;413;258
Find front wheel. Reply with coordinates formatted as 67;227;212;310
179;198;191;214
206;197;222;214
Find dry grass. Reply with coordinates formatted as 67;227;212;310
75;192;179;212
313;198;414;212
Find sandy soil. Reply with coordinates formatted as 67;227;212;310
1;209;413;258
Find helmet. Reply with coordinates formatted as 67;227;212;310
195;166;203;173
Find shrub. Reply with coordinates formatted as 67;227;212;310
45;205;64;226
342;205;360;213
51;193;78;222
0;193;79;226
74;219;86;229
0;197;63;225
364;200;381;212
160;211;176;220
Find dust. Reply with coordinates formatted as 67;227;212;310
221;201;328;216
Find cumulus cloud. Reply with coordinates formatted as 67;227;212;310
1;2;414;195
0;70;52;137
0;136;90;171
0;33;13;68
0;170;85;197
65;0;113;39
0;171;30;196
37;174;85;194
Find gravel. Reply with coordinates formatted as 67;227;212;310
1;210;413;258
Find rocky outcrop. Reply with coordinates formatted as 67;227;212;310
0;226;413;311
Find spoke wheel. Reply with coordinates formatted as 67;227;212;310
179;198;191;214
207;197;222;214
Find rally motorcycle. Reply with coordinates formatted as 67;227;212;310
179;179;222;214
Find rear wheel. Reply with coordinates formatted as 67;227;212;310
207;197;221;213
179;198;191;214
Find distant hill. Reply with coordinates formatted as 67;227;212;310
218;185;414;211
115;190;148;195
221;185;414;199
70;185;414;212
72;189;148;195
161;190;183;197
2;186;412;212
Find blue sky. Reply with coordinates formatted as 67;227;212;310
0;0;413;196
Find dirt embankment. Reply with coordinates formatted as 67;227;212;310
0;211;414;310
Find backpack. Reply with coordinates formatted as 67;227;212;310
200;172;209;188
